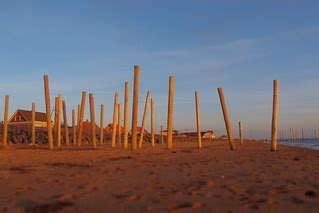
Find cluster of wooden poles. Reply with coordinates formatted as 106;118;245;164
278;128;319;141
1;65;280;151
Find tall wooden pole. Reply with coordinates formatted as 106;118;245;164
77;104;81;126
194;91;202;148
77;92;86;146
118;103;122;146
72;109;76;145
100;104;104;145
131;65;140;150
138;91;150;148
161;125;164;145
31;102;36;145
111;93;118;148
44;75;53;150
54;97;58;145
301;128;304;140
57;94;62;147
151;98;155;147
271;80;279;151
89;93;96;148
123;82;129;149
217;87;235;150
167;76;175;150
239;122;243;145
2;95;9;146
62;100;70;146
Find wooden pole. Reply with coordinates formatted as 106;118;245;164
217;87;235;150
302;128;304;140
57;94;62;147
31;102;36;145
123;82;129;149
118;103;122;146
161;125;164;145
271;80;279;151
239;122;243;145
77;104;81;126
2;95;9;146
77;92;86;146
111;93;118;148
151;98;155;147
167;76;175;150
89;93;96;148
131;65;140;150
62;100;70;146
99;104;104;145
194;91;202;148
54;97;58;145
138;91;150;148
44;75;53;150
72;109;76;145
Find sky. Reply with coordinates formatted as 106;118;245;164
0;0;319;139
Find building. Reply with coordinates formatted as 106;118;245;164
105;124;124;133
180;130;217;139
82;120;100;133
161;129;181;136
8;109;48;128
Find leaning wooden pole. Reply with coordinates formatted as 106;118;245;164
99;104;104;145
167;76;175;150
151;98;155;147
123;82;129;149
271;80;279;151
118;103;122;146
239;122;243;145
43;75;53;150
72;109;76;145
131;65;140;150
194;91;202;148
111;93;118;148
62;100;70;146
77;92;86;146
217;87;235;150
2;95;9;147
31;102;36;145
138;91;150;148
89;93;96;148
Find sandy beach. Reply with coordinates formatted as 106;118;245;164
0;140;318;212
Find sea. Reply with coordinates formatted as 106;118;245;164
264;138;319;150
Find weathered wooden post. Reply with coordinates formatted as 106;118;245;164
54;97;58;143
77;92;86;146
118;103;122;146
194;91;202;148
72;109;76;145
89;93;96;148
217;87;235;150
77;104;81;126
167;76;175;150
131;65;140;150
56;94;62;147
151;98;155;147
160;125;164;145
239;122;243;145
302;128;304;140
138;91;150;148
2;95;9;146
123;82;129;149
111;93;118;148
62;100;70;146
31;102;36;145
271;80;279;151
43;75;54;150
100;104;104;145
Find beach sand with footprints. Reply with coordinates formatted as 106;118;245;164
0;140;318;212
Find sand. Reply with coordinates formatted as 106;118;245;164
0;140;318;212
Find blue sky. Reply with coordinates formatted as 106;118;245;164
1;0;319;138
